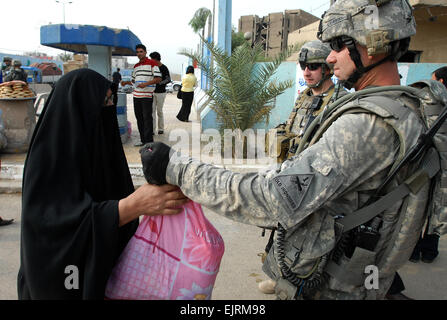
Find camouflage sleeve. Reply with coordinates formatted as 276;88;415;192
428;177;447;236
166;113;398;230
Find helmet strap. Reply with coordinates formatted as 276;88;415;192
308;64;332;89
342;41;392;90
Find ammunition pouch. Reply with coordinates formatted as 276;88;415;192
267;128;297;163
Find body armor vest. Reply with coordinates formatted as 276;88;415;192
264;83;446;300
268;85;339;162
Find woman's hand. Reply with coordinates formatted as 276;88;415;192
118;184;189;227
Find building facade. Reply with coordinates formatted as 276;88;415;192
238;9;319;59
287;0;447;63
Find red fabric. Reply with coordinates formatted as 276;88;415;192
134;58;158;68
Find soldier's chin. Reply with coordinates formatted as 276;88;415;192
333;70;343;79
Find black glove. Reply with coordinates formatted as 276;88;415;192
139;142;172;185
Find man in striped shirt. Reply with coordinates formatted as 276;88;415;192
122;44;162;146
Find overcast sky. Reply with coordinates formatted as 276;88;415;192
0;0;330;74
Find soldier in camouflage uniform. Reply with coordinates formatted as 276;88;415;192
1;57;12;82
260;40;346;294
269;40;346;163
5;60;27;83
141;0;438;299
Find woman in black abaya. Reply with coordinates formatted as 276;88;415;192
18;69;187;299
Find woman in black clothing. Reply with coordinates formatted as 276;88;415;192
17;69;187;299
176;66;197;122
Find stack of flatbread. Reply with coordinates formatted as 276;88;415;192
0;81;35;99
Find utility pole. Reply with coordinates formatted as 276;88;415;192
212;0;215;42
55;0;73;57
55;0;73;25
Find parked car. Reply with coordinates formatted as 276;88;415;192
166;80;182;93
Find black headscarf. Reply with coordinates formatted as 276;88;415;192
18;69;138;299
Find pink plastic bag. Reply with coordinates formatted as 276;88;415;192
105;201;225;300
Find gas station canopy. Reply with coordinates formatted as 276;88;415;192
40;24;142;56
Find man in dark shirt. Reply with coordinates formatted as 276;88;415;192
149;52;171;135
111;68;122;106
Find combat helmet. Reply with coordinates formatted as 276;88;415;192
3;57;12;63
299;40;333;88
317;0;416;89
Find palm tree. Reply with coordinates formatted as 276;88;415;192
189;7;212;38
189;8;212;58
179;39;294;135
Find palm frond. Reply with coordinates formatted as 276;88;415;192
189;8;212;34
179;38;294;134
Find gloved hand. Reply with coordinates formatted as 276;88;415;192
139;142;172;185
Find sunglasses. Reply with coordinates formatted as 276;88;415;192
299;63;321;71
330;36;355;52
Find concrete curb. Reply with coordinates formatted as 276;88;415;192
0;162;271;194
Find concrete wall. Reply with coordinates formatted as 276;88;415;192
200;61;297;131
410;5;447;63
238;15;258;36
238;10;319;59
287;4;447;64
266;12;284;58
253;62;298;129
285;10;319;34
286;20;320;62
399;63;446;84
410;0;447;6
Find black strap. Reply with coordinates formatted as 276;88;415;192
342;41;392;90
336;148;440;232
265;229;276;253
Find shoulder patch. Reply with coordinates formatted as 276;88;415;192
272;174;314;212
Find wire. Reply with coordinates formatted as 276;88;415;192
297;284;304;297
276;223;328;290
308;1;331;15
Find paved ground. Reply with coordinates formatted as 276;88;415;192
0;194;274;300
1;92;196;166
1;93;446;300
1;193;446;300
